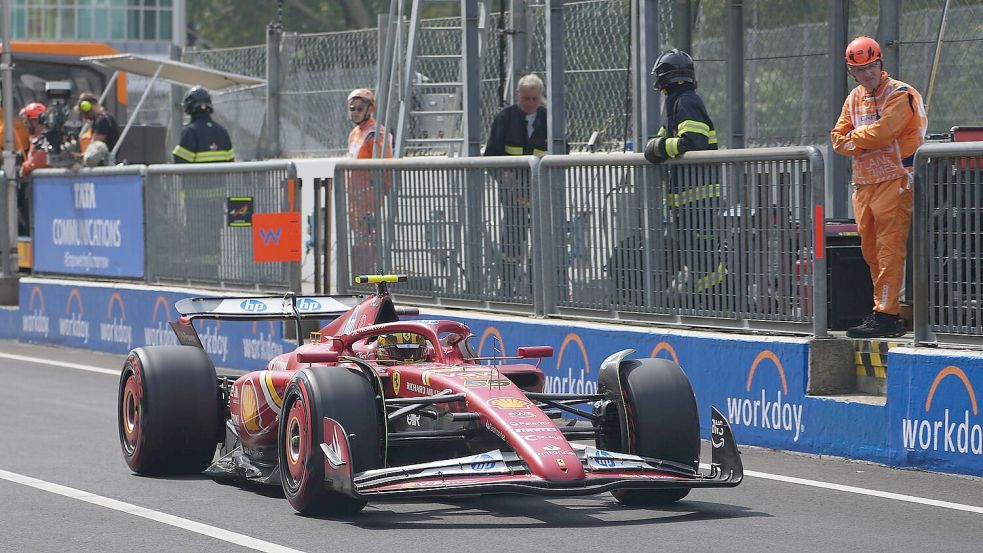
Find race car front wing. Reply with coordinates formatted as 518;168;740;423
320;407;742;499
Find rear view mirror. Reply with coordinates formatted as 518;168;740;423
517;346;553;359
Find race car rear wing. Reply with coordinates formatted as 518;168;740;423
174;294;362;320
170;293;364;348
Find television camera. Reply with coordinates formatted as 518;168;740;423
38;81;81;167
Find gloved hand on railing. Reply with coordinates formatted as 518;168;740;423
644;137;668;165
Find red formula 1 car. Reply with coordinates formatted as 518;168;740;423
117;275;742;515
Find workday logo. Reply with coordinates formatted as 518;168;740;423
143;295;178;346
100;292;133;348
546;333;596;395
901;366;982;456
725;350;804;442
243;321;283;360
58;289;90;343
649;341;680;365
22;286;49;337
477;326;506;357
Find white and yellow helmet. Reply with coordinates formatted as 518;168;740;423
377;332;428;363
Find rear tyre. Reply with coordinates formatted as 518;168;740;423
607;358;700;506
118;346;220;475
278;366;383;516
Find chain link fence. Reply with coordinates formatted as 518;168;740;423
134;0;983;160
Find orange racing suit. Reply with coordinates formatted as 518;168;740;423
830;71;926;316
346;117;393;276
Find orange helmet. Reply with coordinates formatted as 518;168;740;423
21;102;47;121
845;36;882;67
347;88;376;107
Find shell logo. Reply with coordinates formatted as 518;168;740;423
240;381;262;433
489;397;531;409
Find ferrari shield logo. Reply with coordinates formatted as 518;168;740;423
392;371;401;394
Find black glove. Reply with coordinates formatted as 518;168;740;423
644;137;667;165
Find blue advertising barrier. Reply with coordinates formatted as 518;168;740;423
11;278;981;477
18;278;291;371
887;350;983;476
32;173;145;278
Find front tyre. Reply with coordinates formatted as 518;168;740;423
118;346;220;475
278;366;383;516
607;357;700;506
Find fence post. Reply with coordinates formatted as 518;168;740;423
545;0;567;155
463;0;482;157
912;152;933;345
333;168;351;293
878;0;901;78
809;147;828;338
509;0;529;102
638;0;661;148
726;0;745;149
827;0;850;218
536;159;555;316
264;18;283;159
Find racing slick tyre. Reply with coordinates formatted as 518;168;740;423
278;366;384;516
118;346;220;475
606;358;700;506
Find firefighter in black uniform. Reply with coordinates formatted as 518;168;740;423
643;49;725;300
484;74;548;297
172;86;235;163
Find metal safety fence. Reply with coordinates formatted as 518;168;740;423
144;161;300;291
539;148;825;334
332;156;540;313
328;147;827;334
914;141;983;347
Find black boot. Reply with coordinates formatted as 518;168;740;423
846;311;905;338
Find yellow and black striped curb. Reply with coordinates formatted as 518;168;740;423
854;340;904;379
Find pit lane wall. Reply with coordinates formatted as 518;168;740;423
8;278;983;478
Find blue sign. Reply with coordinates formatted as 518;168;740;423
32;174;144;277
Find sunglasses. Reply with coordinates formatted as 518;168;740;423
349;106;366;113
849;62;880;75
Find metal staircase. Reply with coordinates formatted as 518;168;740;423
390;0;483;157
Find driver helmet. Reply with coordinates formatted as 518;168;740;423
377;332;428;364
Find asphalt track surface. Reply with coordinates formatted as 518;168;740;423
1;340;981;553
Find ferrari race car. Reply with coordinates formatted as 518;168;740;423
117;275;742;515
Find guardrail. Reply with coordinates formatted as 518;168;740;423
913;141;983;346
539;148;826;335
332;156;540;314
330;148;827;335
30;161;300;292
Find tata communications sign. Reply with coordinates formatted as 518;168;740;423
33;174;144;278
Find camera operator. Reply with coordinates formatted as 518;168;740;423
24;81;81;171
19;103;49;178
76;91;119;167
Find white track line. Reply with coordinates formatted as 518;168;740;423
0;351;119;375
6;350;983;516
0;469;305;553
743;469;983;514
